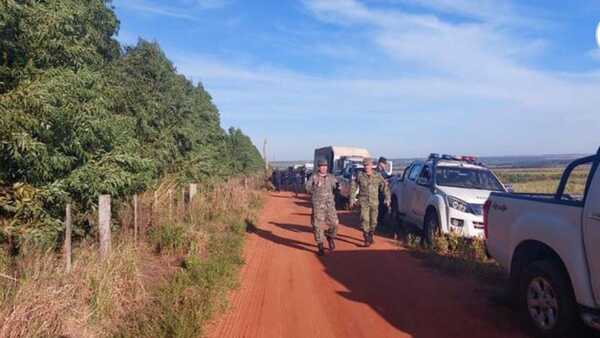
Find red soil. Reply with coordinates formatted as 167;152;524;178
206;192;527;338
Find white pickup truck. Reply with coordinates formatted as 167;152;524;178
391;154;507;242
485;149;600;337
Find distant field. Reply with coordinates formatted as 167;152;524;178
494;167;590;195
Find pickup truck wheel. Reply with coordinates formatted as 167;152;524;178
423;212;440;246
518;260;578;338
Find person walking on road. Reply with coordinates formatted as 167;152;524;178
351;158;391;247
376;157;391;228
305;159;338;256
294;170;302;197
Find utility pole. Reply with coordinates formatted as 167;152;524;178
263;138;268;170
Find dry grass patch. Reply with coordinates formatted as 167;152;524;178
0;176;265;338
0;239;148;338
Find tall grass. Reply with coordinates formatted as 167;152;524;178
0;176;265;338
0;241;147;337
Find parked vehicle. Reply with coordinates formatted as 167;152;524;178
390;154;507;241
335;162;381;207
313;146;370;175
337;163;363;202
485;148;600;337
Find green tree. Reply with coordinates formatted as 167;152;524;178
0;1;263;249
0;0;119;93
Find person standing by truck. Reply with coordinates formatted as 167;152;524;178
305;159;338;256
376;157;391;229
351;158;390;247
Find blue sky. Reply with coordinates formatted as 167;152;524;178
112;0;600;161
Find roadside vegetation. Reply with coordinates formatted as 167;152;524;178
0;0;263;252
383;223;504;285
0;178;264;337
0;1;266;337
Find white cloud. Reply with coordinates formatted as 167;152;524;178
302;0;600;117
116;0;230;21
158;0;600;159
117;0;199;20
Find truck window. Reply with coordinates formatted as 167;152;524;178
408;164;423;181
559;160;595;203
420;165;432;180
436;167;505;191
418;165;433;185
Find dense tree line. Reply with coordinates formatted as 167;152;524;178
0;0;264;248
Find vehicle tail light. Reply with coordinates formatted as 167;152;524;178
483;199;492;239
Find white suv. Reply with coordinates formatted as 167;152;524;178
391;154;507;242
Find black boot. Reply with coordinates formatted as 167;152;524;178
363;231;370;247
327;236;336;252
369;231;375;245
317;243;325;256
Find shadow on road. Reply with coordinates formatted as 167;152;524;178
318;249;527;338
293;200;313;208
246;221;316;254
269;221;363;248
270;221;313;234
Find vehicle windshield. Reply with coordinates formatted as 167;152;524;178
436;166;505;191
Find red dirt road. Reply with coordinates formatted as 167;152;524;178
207;192;527;338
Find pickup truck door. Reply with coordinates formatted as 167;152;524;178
583;161;600;304
412;165;433;223
403;163;423;224
393;165;410;215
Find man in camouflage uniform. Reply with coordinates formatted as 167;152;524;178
351;158;391;247
305;159;338;256
376;157;391;227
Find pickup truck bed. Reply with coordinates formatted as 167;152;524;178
485;150;600;337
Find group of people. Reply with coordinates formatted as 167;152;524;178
305;157;391;256
271;166;310;196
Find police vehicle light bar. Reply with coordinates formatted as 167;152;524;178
429;154;482;164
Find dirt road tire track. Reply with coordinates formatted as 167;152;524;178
206;192;527;338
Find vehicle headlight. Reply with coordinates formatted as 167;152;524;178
447;196;469;213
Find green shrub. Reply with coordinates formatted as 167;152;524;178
148;223;190;254
402;229;503;283
118;221;246;338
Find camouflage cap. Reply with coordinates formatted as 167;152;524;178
317;158;328;166
362;157;372;165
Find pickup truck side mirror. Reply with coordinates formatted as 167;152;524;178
505;184;513;193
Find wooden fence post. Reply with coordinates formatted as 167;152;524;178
189;183;198;201
168;189;173;222
64;203;72;273
99;195;111;259
133;194;139;243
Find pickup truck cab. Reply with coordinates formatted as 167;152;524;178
391;154;506;242
485;149;600;337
